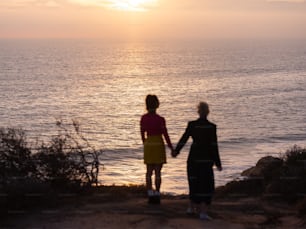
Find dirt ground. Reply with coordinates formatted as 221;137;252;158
2;192;304;229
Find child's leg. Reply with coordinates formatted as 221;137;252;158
154;164;163;192
146;164;154;191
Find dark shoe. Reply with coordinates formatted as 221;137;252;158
148;195;160;204
148;191;160;204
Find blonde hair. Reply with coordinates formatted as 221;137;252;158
197;102;210;117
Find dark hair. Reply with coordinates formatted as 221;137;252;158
197;102;210;117
145;94;159;111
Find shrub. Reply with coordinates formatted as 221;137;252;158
0;121;103;213
0;121;102;198
33;120;103;189
0;128;36;185
218;145;306;203
278;145;306;200
283;145;306;167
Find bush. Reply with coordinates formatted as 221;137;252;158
0;128;36;185
278;145;306;200
217;145;306;203
34;120;103;189
0;121;103;213
283;145;306;167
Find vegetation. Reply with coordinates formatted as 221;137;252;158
1;124;305;217
0;128;36;186
0;121;103;214
216;145;306;215
33;120;102;189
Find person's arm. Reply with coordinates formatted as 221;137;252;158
161;118;173;150
174;122;191;155
140;117;146;144
212;126;222;170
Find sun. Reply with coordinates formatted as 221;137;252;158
109;0;158;11
69;0;158;12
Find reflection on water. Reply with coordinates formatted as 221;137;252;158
1;39;306;193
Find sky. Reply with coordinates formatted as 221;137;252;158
0;0;306;40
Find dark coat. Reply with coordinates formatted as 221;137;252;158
175;117;221;204
175;118;221;167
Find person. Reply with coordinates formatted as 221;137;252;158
172;102;222;220
140;94;174;203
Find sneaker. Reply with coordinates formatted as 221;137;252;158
147;190;154;196
199;213;212;220
186;207;195;215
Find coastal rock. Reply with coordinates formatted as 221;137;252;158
216;156;284;198
241;156;283;178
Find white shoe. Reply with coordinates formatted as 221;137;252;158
147;190;154;196
186;207;195;215
199;213;212;220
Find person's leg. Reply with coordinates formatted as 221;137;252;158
154;164;163;192
188;163;199;199
198;163;214;220
146;164;154;191
187;163;198;214
200;202;208;215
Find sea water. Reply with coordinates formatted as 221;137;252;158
1;39;306;194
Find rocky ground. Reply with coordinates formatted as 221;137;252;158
1;155;306;229
1;187;305;229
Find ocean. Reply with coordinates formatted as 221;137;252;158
1;39;306;194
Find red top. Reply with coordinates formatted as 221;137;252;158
140;113;173;149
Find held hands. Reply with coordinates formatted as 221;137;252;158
217;165;223;171
171;149;178;158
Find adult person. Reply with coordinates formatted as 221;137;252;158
140;94;174;203
172;102;222;220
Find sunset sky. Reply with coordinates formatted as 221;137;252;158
1;0;306;40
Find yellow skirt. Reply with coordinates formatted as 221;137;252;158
144;135;166;164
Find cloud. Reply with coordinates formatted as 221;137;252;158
66;0;128;11
267;0;305;2
2;0;304;10
67;0;109;7
150;0;306;12
44;1;61;7
0;0;61;8
0;0;118;8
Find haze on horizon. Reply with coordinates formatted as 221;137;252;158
1;0;306;40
